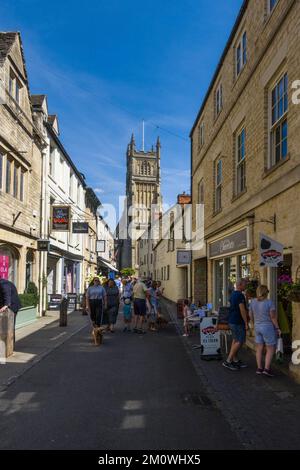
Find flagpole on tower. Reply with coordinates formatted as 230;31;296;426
142;120;145;152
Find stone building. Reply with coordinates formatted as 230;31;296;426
31;94;100;311
137;193;192;303
117;134;162;272
0;33;44;301
190;0;300;380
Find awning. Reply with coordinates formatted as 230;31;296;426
98;258;118;272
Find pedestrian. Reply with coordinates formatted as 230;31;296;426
222;279;249;370
148;281;158;332
133;278;149;334
86;277;107;327
0;278;21;349
156;281;164;317
122;279;133;302
123;298;132;332
183;299;191;337
249;285;281;377
105;279;120;333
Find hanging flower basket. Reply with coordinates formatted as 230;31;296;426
288;284;300;303
288;268;300;303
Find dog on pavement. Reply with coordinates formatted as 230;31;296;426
91;326;103;346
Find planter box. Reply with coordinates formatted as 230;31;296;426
15;306;38;330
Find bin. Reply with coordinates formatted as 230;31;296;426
0;308;15;359
59;297;68;327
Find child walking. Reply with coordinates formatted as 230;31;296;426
123;298;132;332
183;299;191;337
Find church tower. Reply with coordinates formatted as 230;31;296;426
121;134;162;270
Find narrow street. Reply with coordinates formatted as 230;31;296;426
1;306;300;450
0;310;240;450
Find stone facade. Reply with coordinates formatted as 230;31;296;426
0;33;44;298
117;135;162;271
191;0;300;380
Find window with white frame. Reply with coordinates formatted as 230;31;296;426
270;73;288;167
269;0;278;13
49;147;55;177
236;31;247;77
236;127;246;194
215;83;223;116
69;171;74;199
215;158;222;212
198;121;204;148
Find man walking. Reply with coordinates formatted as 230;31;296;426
223;279;249;370
133;278;149;334
0;278;22;348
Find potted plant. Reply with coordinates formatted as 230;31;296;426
245;278;259;299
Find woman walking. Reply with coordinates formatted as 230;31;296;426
249;285;281;377
105;279;120;332
86;277;107;327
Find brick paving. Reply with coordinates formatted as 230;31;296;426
162;298;300;450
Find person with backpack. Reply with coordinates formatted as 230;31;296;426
222;279;249;370
0;278;22;348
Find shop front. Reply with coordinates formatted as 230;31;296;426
207;225;253;310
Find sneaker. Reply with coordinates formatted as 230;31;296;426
256;368;264;375
233;360;248;368
182;334;189;337
138;329;146;334
263;368;275;377
222;361;240;371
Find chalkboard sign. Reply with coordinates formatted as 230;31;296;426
67;293;77;311
48;294;62;310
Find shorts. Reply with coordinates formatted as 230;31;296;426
255;323;277;346
229;323;246;344
134;299;147;317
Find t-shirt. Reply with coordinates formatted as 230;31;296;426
87;285;106;300
149;287;158;306
249;299;275;325
133;282;148;300
228;290;247;325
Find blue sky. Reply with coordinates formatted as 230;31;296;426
1;0;243;226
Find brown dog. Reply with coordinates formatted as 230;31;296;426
92;326;103;346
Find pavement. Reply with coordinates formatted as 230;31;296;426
162;298;300;450
0;302;299;449
0;308;240;450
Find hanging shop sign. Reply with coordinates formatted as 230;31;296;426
51;206;70;232
72;222;89;234
176;250;192;265
259;233;284;268
96;240;106;253
37;239;50;252
209;228;248;258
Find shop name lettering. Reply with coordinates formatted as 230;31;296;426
220;239;235;253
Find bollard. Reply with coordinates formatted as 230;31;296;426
59;297;68;327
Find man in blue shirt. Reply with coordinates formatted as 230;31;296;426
223;279;249;370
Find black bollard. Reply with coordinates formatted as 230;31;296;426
59;297;68;327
